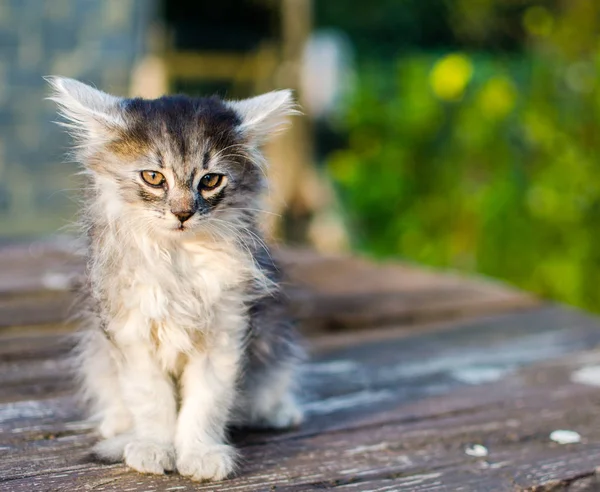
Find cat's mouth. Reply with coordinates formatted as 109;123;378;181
173;222;197;234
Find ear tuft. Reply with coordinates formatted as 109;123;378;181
228;90;299;143
45;76;123;140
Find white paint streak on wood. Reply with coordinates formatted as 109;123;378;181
550;430;581;444
480;460;510;469
303;389;395;414
303;360;360;375
451;366;511;384
9;423;87;434
345;442;390;455
571;365;600;387
395;472;442;487
465;444;489;457
0;400;55;423
378;331;570;383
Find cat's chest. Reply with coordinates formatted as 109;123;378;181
105;242;251;372
123;242;247;325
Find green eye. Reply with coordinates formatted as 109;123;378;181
200;174;223;190
141;170;166;187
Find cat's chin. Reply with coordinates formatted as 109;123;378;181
147;224;196;240
167;224;201;239
170;225;194;235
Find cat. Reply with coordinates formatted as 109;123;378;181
47;77;304;482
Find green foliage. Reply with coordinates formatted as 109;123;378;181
326;1;600;311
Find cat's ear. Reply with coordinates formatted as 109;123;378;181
228;90;298;144
45;76;124;143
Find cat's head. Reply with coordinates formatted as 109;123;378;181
47;76;295;238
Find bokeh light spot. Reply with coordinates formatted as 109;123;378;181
429;53;473;101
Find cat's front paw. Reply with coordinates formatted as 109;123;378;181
124;440;176;475
176;444;237;482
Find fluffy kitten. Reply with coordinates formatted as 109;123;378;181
47;77;304;481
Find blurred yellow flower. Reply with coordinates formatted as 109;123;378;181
523;6;553;37
429;53;473;101
477;76;517;119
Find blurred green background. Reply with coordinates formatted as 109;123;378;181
317;0;600;313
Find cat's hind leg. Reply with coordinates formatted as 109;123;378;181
238;297;305;430
241;362;303;430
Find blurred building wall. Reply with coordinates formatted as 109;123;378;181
0;0;155;239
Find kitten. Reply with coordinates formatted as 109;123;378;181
47;77;304;481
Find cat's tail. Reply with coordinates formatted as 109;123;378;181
92;433;131;463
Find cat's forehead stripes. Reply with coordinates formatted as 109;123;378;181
119;95;242;171
106;128;152;159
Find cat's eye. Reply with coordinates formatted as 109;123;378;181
199;174;223;191
141;170;166;187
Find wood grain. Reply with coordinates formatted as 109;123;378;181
3;348;600;491
2;304;600;490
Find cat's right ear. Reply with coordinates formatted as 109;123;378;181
45;76;124;143
227;90;298;145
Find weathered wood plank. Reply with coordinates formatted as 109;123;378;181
1;306;597;418
0;305;598;429
3;346;600;491
2;306;600;490
0;239;82;296
0;328;73;363
280;248;538;331
0;241;537;331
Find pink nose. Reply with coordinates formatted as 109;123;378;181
172;210;194;223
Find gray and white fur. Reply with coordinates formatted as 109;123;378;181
47;77;304;481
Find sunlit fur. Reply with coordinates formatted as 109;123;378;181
48;77;303;481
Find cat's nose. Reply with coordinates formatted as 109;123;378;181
172;210;194;223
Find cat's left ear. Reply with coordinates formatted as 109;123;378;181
45;76;124;144
228;90;298;144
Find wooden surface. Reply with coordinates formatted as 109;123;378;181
1;240;600;491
